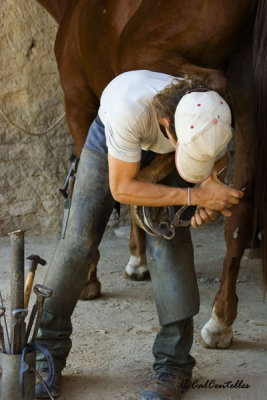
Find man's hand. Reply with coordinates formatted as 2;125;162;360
191;207;219;229
193;169;244;213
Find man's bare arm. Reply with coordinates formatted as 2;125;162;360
108;153;243;210
108;154;188;206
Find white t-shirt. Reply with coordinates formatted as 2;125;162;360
98;70;177;162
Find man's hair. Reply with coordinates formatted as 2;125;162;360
152;75;210;141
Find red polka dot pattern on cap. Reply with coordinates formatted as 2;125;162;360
197;104;201;107
190;125;194;129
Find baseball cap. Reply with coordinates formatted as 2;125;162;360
174;90;232;183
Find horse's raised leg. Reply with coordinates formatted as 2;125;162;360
125;213;149;280
124;153;175;280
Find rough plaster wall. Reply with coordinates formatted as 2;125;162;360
0;0;75;236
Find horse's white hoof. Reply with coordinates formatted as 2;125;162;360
200;308;233;348
125;256;150;280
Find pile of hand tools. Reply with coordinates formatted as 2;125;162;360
0;229;54;400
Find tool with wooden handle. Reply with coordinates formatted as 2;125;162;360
24;255;47;308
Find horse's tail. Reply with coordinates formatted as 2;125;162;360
253;0;267;291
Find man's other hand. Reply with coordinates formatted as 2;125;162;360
191;207;219;229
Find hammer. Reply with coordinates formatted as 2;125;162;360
24;255;46;309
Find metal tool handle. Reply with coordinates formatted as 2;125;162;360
34;284;53;299
28;284;53;344
11;308;28;354
12;309;28;319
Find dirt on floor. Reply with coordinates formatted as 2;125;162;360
0;220;266;400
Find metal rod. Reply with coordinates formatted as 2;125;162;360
0;307;6;353
217;165;228;176
8;229;27;349
0;289;11;352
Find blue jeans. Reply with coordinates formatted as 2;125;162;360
37;117;199;379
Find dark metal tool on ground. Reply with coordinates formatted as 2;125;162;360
0;306;6;353
11;308;28;354
59;154;79;198
60;155;80;239
26;284;53;343
24;255;47;308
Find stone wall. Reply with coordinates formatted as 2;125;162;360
0;0;75;236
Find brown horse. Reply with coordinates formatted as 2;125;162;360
35;0;266;348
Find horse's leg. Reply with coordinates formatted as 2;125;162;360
125;153;175;280
79;250;101;300
63;88;99;157
200;39;254;347
200;198;253;348
125;216;149;280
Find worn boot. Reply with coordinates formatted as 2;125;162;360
141;372;191;400
35;368;62;399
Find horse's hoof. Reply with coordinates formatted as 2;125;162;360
124;269;150;281
200;310;233;348
79;280;101;300
125;256;150;280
